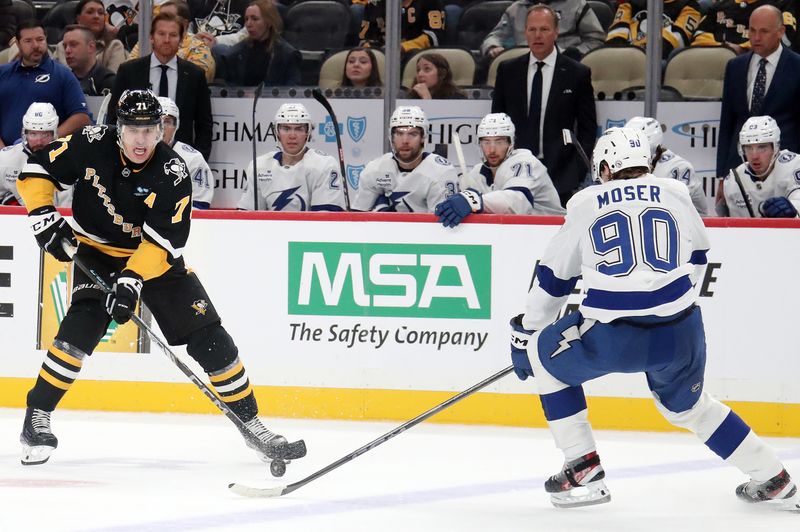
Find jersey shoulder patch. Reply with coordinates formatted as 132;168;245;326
434;155;451;166
0;145;15;153
177;143;198;154
82;125;109;143
778;151;797;163
163;156;189;186
658;151;675;163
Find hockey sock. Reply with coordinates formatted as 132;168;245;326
27;340;87;412
540;385;597;460
208;357;258;421
707;413;783;482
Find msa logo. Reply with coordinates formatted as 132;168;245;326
288;242;491;319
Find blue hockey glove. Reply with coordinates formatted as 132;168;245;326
435;190;483;228
29;205;76;262
510;314;536;381
105;270;143;324
759;196;797;218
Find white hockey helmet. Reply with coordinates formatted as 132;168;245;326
157;96;180;129
738;115;780;160
22;102;58;148
625;116;663;156
390;105;428;133
592;127;651;182
274;103;312;127
478;113;515;142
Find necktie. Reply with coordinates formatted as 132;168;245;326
159;64;169;97
528;61;544;155
751;58;767;115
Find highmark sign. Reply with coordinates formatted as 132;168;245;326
288;242;492;319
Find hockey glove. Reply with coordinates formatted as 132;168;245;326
510;313;536;381
29;206;76;262
435;190;483;228
759;196;798;218
105;270;143;324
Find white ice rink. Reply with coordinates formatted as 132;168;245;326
1;408;798;531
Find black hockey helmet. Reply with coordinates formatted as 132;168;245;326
117;90;163;126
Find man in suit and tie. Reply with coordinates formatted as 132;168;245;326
492;3;596;207
717;4;800;179
109;12;212;160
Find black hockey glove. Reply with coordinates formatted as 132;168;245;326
105;270;143;324
29;206;76;262
510;313;536;381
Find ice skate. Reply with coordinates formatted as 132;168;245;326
241;417;289;463
736;469;800;512
20;407;58;465
545;451;611;508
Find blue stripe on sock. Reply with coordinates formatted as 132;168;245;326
705;410;751;459
540;386;587;421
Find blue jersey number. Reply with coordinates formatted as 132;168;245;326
511;162;533;178
590;208;679;276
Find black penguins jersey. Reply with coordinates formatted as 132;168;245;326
19;125;192;280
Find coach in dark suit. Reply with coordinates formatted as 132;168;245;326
717;5;800;177
109;12;212;160
492;3;596;207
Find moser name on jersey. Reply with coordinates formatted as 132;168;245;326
288;242;491;319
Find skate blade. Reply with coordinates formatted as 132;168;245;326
550;480;611;509
21;444;54;466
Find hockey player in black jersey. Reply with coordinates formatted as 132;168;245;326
17;90;302;468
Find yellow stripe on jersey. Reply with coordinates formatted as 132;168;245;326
50;345;83;368
17;177;57;212
125;240;171;280
39;368;71;390
209;361;244;383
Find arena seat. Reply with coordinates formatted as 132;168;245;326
663;46;736;100
401;47;476;88
456;0;512;52
580;45;646;100
318;48;385;91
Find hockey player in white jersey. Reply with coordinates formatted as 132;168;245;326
436;113;564;226
509;127;798;511
353;105;458;212
236;103;345;211
0;103;71;207
158;97;214;209
625;116;708;216
716;115;800;218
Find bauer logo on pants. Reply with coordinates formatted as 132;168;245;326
287;242;491;319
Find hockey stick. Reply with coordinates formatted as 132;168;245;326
562;129;592;171
452;129;468;179
229;365;514;498
731;168;756;217
62;241;306;465
311;88;351;210
251;81;264;211
96;91;113;126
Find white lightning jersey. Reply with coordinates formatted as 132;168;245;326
172;141;214;209
721;150;800;217
523;175;710;330
461;149;565;215
353;152;459;212
0;143;72;206
652;148;708;216
236;148;345;211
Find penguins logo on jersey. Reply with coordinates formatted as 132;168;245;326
191;299;208;315
164;158;188;185
83;126;107;143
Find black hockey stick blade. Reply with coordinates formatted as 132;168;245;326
228;366;514;499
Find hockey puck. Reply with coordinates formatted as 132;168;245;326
270;460;286;477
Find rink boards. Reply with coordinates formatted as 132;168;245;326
1;210;799;436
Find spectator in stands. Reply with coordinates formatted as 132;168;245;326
0;20;91;147
491;3;596;207
717;115;800;218
481;0;605;61
191;0;248;37
54;0;128;73
406;53;466;99
128;0;216;83
109;12;213;159
340;47;382;88
105;0;139;49
717;4;800;178
62;25;116;96
691;0;799;54
218;0;300;86
0;0;15;50
359;0;445;55
606;0;702;59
